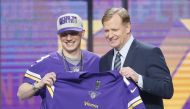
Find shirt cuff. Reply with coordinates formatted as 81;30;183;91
137;75;143;88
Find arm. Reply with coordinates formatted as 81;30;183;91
17;82;42;100
120;47;174;99
142;47;173;99
17;72;56;100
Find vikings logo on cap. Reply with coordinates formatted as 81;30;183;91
57;13;83;34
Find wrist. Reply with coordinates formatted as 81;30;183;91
32;82;41;91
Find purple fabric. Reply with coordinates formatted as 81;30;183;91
23;50;99;97
23;51;145;109
50;71;146;109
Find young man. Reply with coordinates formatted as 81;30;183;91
17;13;99;103
99;8;174;109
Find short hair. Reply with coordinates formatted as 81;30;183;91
101;7;130;25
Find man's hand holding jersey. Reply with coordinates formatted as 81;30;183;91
119;67;140;83
36;72;56;89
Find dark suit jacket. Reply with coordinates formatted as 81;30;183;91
99;39;174;109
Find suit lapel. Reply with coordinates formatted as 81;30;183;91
124;39;138;67
107;49;114;70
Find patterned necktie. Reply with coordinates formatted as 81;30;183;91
114;52;121;70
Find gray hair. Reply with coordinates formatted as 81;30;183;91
102;7;130;25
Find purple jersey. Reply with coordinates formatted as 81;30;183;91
24;50;99;84
23;50;100;100
49;71;146;109
23;51;145;109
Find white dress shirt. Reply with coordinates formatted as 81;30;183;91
111;35;143;88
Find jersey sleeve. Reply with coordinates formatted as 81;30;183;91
123;77;146;109
23;55;50;96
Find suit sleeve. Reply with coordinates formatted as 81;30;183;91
142;47;174;99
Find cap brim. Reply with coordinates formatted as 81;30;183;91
57;27;83;34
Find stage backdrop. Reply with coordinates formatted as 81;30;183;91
1;0;190;109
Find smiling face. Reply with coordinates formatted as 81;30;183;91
59;30;84;54
103;14;131;50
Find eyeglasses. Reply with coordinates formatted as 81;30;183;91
60;31;80;37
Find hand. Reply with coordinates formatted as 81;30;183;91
119;67;139;83
37;72;56;88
